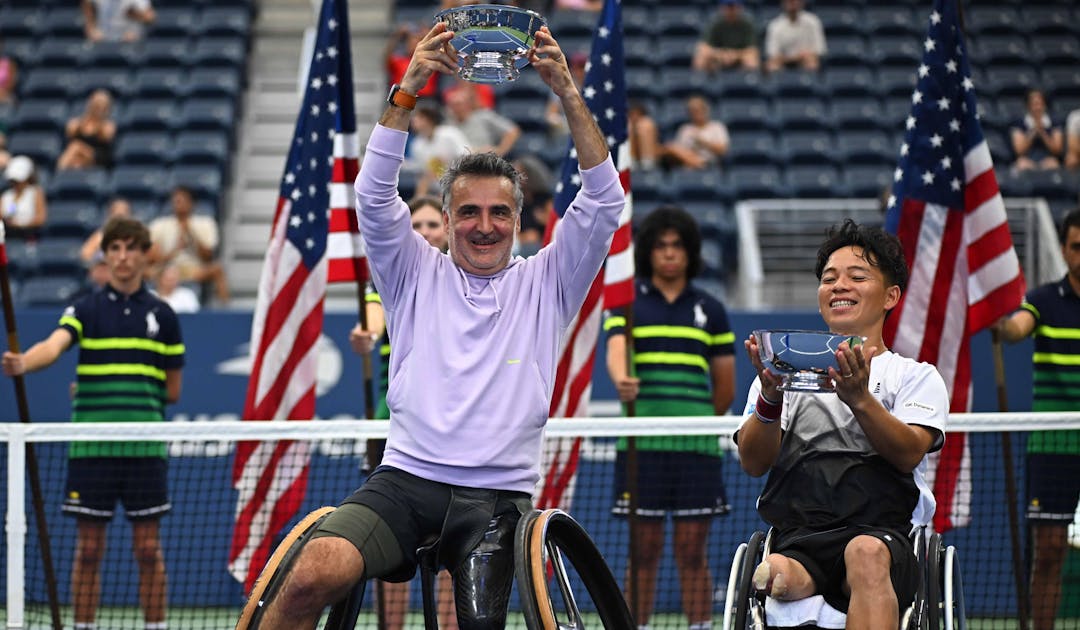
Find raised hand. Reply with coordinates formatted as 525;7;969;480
527;27;575;98
744;333;783;402
830;340;875;405
400;22;460;94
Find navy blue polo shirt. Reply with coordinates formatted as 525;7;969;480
1022;275;1080;454
59;284;184;459
604;278;735;455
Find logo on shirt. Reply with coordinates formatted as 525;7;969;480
146;311;160;338
693;302;707;328
903;400;936;414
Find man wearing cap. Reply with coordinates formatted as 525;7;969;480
693;0;760;72
1;155;47;238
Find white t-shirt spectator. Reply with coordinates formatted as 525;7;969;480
89;0;153;42
672;120;730;166
406;124;470;175
765;10;826;61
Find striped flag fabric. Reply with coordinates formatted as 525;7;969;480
883;0;1025;533
228;0;362;592
538;0;632;510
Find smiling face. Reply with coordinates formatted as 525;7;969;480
445;175;519;275
817;245;901;339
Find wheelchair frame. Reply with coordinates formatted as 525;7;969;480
722;528;967;630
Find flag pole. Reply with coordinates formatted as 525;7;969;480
991;329;1030;630
0;223;64;630
622;303;640;624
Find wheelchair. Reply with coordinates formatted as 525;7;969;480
236;507;634;629
721;528;966;630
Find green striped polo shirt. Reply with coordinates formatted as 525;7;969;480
1022;276;1080;454
604;278;735;455
59;285;185;458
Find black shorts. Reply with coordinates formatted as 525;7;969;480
1027;453;1080;522
771;526;918;614
316;466;531;582
62;457;170;521
611;450;730;519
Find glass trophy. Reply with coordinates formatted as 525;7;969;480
753;329;864;393
434;4;547;84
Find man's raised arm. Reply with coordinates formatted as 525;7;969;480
378;22;460;132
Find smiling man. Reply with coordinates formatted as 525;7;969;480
735;219;948;629
251;21;624;629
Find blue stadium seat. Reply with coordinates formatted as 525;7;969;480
21;68;82;99
9;99;69;133
769;70;824;98
195;7;252;38
3;238;40;279
773;97;829;131
625;68;659;101
114;131;173;166
825;34;869;68
842;164;893;198
965;6;1020;36
1045;68;1080;101
682;200;732;240
118;100;179;133
781;130;835;165
72;68;135;100
870;36;921;68
134;68;188;98
142;37;190;69
821;67;875;98
46;168;109;202
184;67;241;99
149;7;199;37
658;68;713;100
1022;6;1075;36
815;6;862;37
547;11;594;39
178;98;236;133
669;169;726;202
836;129;895;165
785;165;844;197
654;7;702;38
984;66;1039;99
1023;169;1076;203
655;37;697;69
982;128;1012;166
35;236;86;275
168;165;223;201
729;165;789;199
996;168;1032;197
725;130;782;167
44;200;101;238
830;97;884;130
0;8;43;39
0;37;37;67
36;38;86;68
496;99;548;133
108;166;169;203
862;6;919;37
41;7;85;38
622;7;654;38
493;72;547;102
875;68;917;99
631;169;672;206
714;70;773;100
18;274;84;307
7;131;62;167
970;34;1030;68
624;35;654;70
882;97;914;127
84;40;142;68
719;99;775;133
1031;35;1080;66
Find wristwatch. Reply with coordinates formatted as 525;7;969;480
387;84;418;111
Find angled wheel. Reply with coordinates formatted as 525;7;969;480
236;506;337;629
904;528;929;630
515;509;635;630
942;545;966;630
734;530;767;630
926;533;944;630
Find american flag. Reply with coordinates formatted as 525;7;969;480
883;0;1025;533
537;0;633;510
228;0;363;592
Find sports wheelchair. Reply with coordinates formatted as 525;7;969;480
236;507;635;629
721;528;966;630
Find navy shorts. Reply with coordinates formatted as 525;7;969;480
62;457;170;521
772;526;918;614
1027;453;1080;522
611;450;729;519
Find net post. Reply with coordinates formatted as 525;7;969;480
6;423;27;630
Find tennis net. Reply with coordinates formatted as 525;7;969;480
3;413;1080;629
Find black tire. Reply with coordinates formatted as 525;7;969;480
734;530;766;630
907;529;929;630
515;509;635;630
926;533;943;630
236;506;337;630
944;545;967;630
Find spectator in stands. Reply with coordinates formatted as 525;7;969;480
554;0;603;10
0;133;10;171
82;0;156;43
606;205;735;630
57;89;117;171
513;154;554;252
2;216;183;630
1;155;47;239
349;195;457;630
148;185;230;305
545;52;588;141
385;23;439;102
81;197;132;265
443;77;496;111
1067;109;1080;171
693;0;760;73
1011;89;1065;172
993;208;1080;630
661;94;729;170
764;0;826;73
253;22;624;628
445;86;520;157
628;99;661;171
407;105;470;197
737;220;947;629
0;47;17;107
154;263;200;313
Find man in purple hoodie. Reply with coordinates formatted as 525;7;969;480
255;21;624;629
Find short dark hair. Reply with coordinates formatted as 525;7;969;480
815;219;908;293
634;205;703;279
1060;208;1080;245
408;195;442;214
101;216;152;252
439;152;524;214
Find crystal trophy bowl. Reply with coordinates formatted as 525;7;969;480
434;4;546;84
753;329;864;393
